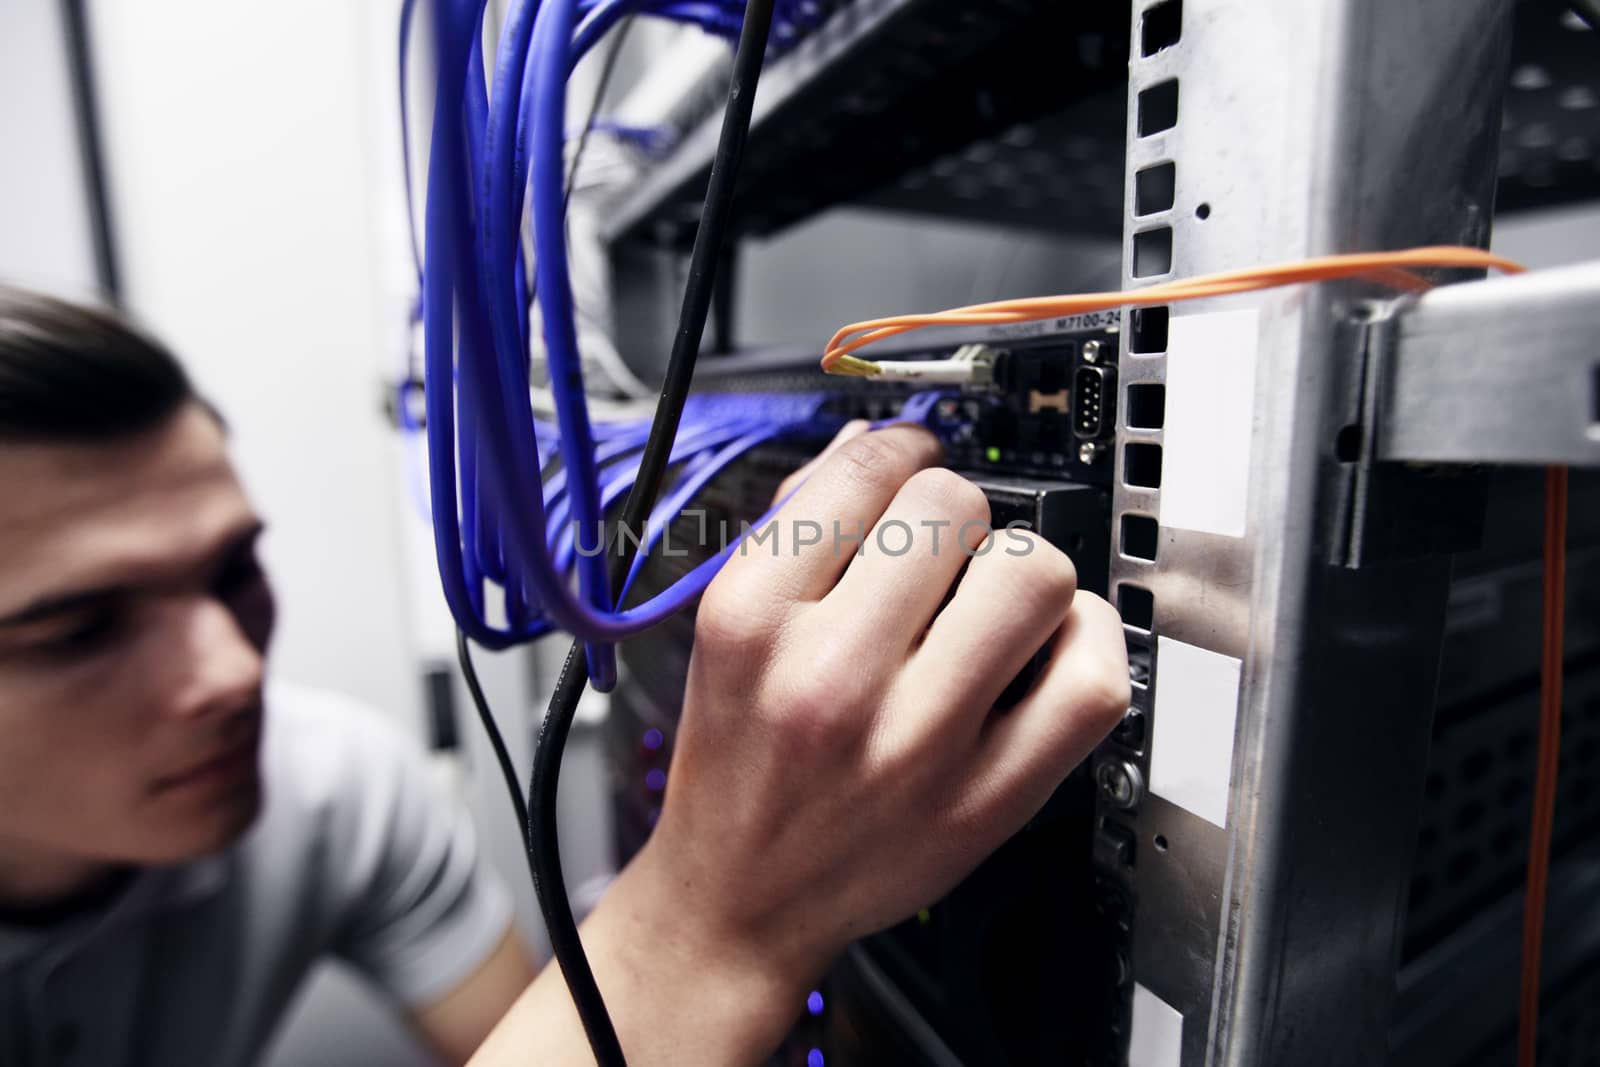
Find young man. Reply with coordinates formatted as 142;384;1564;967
0;287;1129;1066
0;289;537;1067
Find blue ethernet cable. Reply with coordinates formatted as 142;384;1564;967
401;0;844;303
421;0;490;645
431;0;682;648
619;427;782;599
523;0;618;682
549;418;786;576
422;0;881;665
545;419;756;575
462;29;499;618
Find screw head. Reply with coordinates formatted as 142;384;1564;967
1078;441;1102;464
1096;760;1145;810
1082;340;1102;364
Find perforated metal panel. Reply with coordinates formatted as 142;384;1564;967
1497;0;1600;211
1406;666;1600;962
1480;957;1600;1065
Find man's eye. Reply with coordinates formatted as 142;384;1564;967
216;553;265;596
42;613;122;657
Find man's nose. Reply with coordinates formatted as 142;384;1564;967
167;595;265;722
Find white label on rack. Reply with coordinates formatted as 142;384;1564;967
1159;308;1259;538
1130;983;1183;1067
1151;636;1241;829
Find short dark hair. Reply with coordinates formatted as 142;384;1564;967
0;286;201;442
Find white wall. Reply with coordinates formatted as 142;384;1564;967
85;0;422;728
82;0;611;947
80;5;440;1063
0;0;99;297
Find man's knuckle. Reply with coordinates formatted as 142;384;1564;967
1001;537;1078;613
1082;665;1133;729
904;468;987;524
834;419;870;443
833;434;910;487
831;427;938;489
1066;598;1132;725
772;673;860;751
695;580;768;655
1080;592;1123;634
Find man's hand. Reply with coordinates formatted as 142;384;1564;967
470;424;1129;1066
649;419;1129;1017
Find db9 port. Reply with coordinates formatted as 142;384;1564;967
1073;365;1115;439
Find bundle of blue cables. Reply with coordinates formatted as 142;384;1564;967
419;0;877;692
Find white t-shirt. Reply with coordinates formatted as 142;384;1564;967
0;682;514;1067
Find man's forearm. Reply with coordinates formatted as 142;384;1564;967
468;844;816;1067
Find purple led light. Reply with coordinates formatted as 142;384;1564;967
806;991;825;1016
642;728;664;752
645;769;667;792
807;1049;825;1067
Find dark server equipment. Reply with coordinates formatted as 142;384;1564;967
608;341;1128;1066
1388;470;1600;1065
608;427;1600;1066
592;0;1600;1059
699;328;1122;486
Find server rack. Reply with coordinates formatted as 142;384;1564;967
598;1;1600;1063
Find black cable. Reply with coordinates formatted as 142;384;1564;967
60;0;123;306
526;3;775;1064
565;16;635;213
711;243;738;354
457;629;530;845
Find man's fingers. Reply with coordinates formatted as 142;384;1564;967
822;467;989;655
720;424;943;606
900;531;1080;737
950;594;1130;843
772;420;871;505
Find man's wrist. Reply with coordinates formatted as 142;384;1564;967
589;842;825;1063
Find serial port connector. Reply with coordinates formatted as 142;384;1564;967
1072;364;1116;439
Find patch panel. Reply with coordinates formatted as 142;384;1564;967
697;328;1122;486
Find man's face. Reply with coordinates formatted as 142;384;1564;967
0;405;275;870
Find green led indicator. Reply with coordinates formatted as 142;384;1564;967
916;908;932;925
985;446;1002;463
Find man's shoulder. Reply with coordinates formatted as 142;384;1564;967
263;680;413;749
255;680;433;836
263;679;424;759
